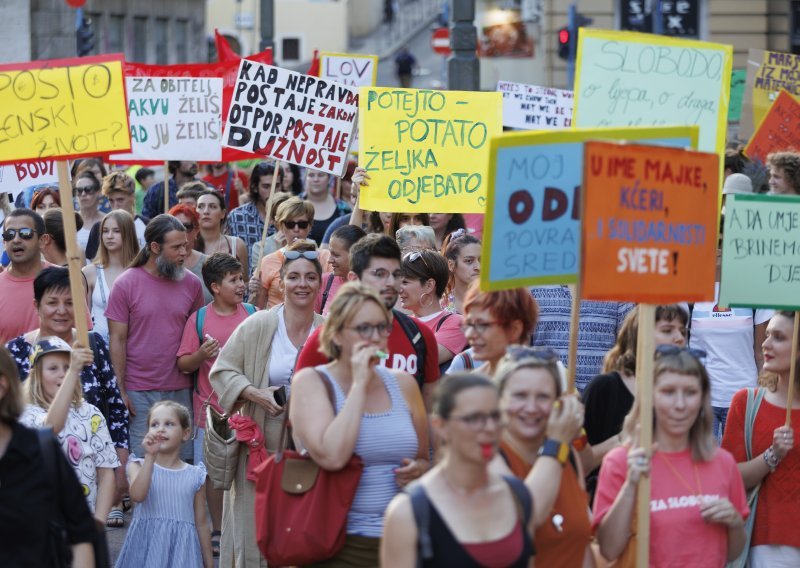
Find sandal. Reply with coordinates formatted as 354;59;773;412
106;507;124;528
121;495;131;512
211;530;221;557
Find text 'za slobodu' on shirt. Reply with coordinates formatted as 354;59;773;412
105;267;204;391
689;283;773;408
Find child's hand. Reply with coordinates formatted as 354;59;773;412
70;345;94;369
199;336;220;360
142;433;160;456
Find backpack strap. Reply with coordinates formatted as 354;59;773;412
503;475;533;526
243;303;257;316
434;312;453;333
463;352;474;370
393;309;426;389
744;387;766;461
195;306;208;343
319;273;336;314
407;482;433;567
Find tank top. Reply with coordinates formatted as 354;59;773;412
316;365;419;538
90;265;110;343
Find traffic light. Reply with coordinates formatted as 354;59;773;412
77;16;94;57
557;27;570;60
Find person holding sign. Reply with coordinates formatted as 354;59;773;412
593;348;748;567
766;152;800;195
301;170;351;245
722;311;800;566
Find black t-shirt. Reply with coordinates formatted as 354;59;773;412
0;422;96;567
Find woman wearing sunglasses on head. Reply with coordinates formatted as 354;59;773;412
493;346;591;567
721;311;800;567
254;197;330;310
594;347;748;567
209;240;326;566
399;250;467;372
290;282;429;566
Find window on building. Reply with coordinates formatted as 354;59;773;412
792;1;800;54
108;15;125;55
175;20;188;63
619;0;700;38
133;17;147;62
282;37;301;61
155;18;168;64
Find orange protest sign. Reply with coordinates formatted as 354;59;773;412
581;141;719;304
744;90;800;164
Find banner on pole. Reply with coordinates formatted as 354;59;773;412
497;81;574;130
359;88;502;213
581;141;718;303
0;54;130;164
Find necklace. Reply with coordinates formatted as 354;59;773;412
206;234;228;254
658;452;703;498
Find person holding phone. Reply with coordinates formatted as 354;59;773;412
210;241;326;566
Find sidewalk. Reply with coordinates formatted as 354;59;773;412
348;0;442;60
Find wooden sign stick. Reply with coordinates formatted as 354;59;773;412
335;176;342;201
164;160;170;214
786;311;800;426
253;160;282;280
635;303;656;568
57;161;90;346
566;283;581;393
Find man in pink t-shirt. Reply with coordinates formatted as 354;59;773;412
0;209;49;343
106;215;204;459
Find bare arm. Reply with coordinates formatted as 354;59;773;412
128;449;156;503
437;344;454;365
177;337;219;374
94;467;115;522
348;168;368;229
738;424;793;489
44;347;93;434
584;435;621;473
195;481;214;568
381;494;418;568
108;320;134;416
71;542;94;568
393;373;431;487
82;264;96;300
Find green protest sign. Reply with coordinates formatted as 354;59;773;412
728;69;746;123
720;193;800;310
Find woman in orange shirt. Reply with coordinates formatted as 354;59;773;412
493;346;592;567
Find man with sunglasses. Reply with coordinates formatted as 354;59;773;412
295;234;440;407
0;209;50;343
84;171;149;261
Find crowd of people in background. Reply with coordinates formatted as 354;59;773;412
0;146;798;568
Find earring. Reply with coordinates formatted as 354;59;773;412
420;293;434;309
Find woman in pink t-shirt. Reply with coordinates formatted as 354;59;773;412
593;348;749;567
316;224;366;316
442;231;481;315
399;249;467;371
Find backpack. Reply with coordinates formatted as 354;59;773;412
393;309;428;389
196;303;258;342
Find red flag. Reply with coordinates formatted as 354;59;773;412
214;28;274;66
307;49;320;77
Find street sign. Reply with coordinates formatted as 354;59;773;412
431;27;451;56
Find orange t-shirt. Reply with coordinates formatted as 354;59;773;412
722;388;800;548
500;439;591;568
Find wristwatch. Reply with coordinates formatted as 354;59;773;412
539;438;570;465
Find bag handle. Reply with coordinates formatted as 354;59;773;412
744;387;766;461
275;368;336;464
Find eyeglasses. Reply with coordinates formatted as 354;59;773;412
451;410;502;430
369;268;403;281
346;322;392;339
506;346;560;362
460;320;501;335
74;186;97;195
655;345;708;360
2;228;38;241
182;223;195;232
284;250;319;261
403;250;431;271
283;220;310;230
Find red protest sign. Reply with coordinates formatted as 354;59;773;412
581;141;719;304
744;90;800;163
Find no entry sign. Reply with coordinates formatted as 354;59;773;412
431;28;451;56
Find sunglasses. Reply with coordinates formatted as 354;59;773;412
506;346;560;362
403;250;431;271
284;220;310;230
655;345;707;360
182;223;195;232
284;250;319;261
74;186;97;195
2;228;38;241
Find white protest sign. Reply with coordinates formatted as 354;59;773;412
497;81;574;130
0;160;60;205
111;77;223;162
223;60;358;176
319;53;377;154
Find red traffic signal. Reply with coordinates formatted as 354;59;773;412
558;27;570;60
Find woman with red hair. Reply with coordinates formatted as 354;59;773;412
169;204;212;303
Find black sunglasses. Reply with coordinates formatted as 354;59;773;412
182;223;195;232
74;186;98;195
284;220;310;230
284;250;319;261
2;228;38;242
655;345;707;360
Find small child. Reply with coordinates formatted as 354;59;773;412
20;337;119;522
115;401;213;568
177;252;256;556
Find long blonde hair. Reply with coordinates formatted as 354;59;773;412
94;210;140;267
26;353;83;410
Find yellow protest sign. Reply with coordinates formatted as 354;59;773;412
0;54;130;164
740;49;800;140
359;88;502;213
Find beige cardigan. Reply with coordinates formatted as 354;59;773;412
209;308;325;568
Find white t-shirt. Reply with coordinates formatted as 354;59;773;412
134;216;147;249
76;225;92;253
267;305;315;391
689;283;773;408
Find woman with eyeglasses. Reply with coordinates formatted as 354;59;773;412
493;347;591;567
210;240;326;566
169;204;213;304
382;373;536;567
73;171;105;254
196;190;249;285
399;250;466;372
290;282;429;566
255;197;331;310
582;305;688;500
721;311;800;566
594;348;748;567
442;232;481;314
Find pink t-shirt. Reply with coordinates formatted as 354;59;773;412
105;267;204;391
0;267;44;344
593;446;749;568
417;311;466;355
463;214;484;241
178;303;254;427
315;273;345;316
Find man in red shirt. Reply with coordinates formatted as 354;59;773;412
295;234;440;408
202;162;245;210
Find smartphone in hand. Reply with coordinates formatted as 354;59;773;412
274;385;287;407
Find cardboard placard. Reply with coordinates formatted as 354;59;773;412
581;141;718;303
110;77;223;162
740;49;800;140
319;52;378;87
222;60;358;177
481;126;698;292
497;81;574;130
744;90;800;164
0;160;60;205
0;54;130;164
720;193;800;310
573;29;732;154
728;69;746;123
359;88;502;213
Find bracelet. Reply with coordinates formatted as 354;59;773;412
764;448;779;471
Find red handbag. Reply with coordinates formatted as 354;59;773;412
254;371;364;566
